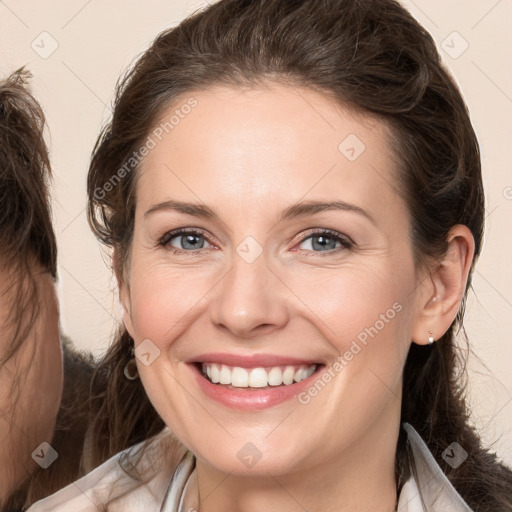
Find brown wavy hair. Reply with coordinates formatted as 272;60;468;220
0;68;57;362
85;0;512;509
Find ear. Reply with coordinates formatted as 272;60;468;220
411;225;475;346
114;249;135;339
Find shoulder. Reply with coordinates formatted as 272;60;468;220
27;428;186;512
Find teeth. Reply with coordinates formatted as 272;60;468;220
294;368;306;383
201;363;317;388
282;366;295;385
268;367;283;386
210;364;220;383
248;368;268;388
219;365;231;385
232;367;248;387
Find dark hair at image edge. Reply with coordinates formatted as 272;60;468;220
0;67;57;368
85;0;512;509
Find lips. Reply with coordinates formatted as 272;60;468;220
190;352;320;368
187;353;324;410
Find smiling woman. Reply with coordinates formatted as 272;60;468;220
28;0;512;511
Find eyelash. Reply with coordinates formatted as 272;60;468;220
157;228;354;257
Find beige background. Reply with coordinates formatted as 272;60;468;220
1;0;511;466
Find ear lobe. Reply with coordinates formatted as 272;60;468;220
411;225;475;346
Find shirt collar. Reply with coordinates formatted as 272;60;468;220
170;422;474;512
397;422;473;511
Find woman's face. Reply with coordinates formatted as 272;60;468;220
121;83;430;476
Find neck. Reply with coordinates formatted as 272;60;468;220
192;404;400;512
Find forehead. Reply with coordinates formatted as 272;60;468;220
136;83;405;228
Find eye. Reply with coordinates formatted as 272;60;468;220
157;227;354;256
158;228;214;254
295;229;354;255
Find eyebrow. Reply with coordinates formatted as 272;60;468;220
144;199;376;226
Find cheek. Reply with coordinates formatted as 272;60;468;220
288;261;412;345
282;260;416;414
128;263;213;345
285;267;414;449
0;301;62;493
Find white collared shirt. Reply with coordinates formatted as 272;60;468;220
27;422;473;512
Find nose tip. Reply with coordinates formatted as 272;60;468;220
209;259;289;340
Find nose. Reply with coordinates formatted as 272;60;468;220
209;250;290;340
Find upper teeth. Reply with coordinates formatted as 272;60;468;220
201;363;317;388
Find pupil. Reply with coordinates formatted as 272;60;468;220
313;235;335;251
183;234;204;249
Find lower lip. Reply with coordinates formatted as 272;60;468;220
189;363;324;410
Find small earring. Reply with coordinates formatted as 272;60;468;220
124;347;139;380
428;330;435;345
